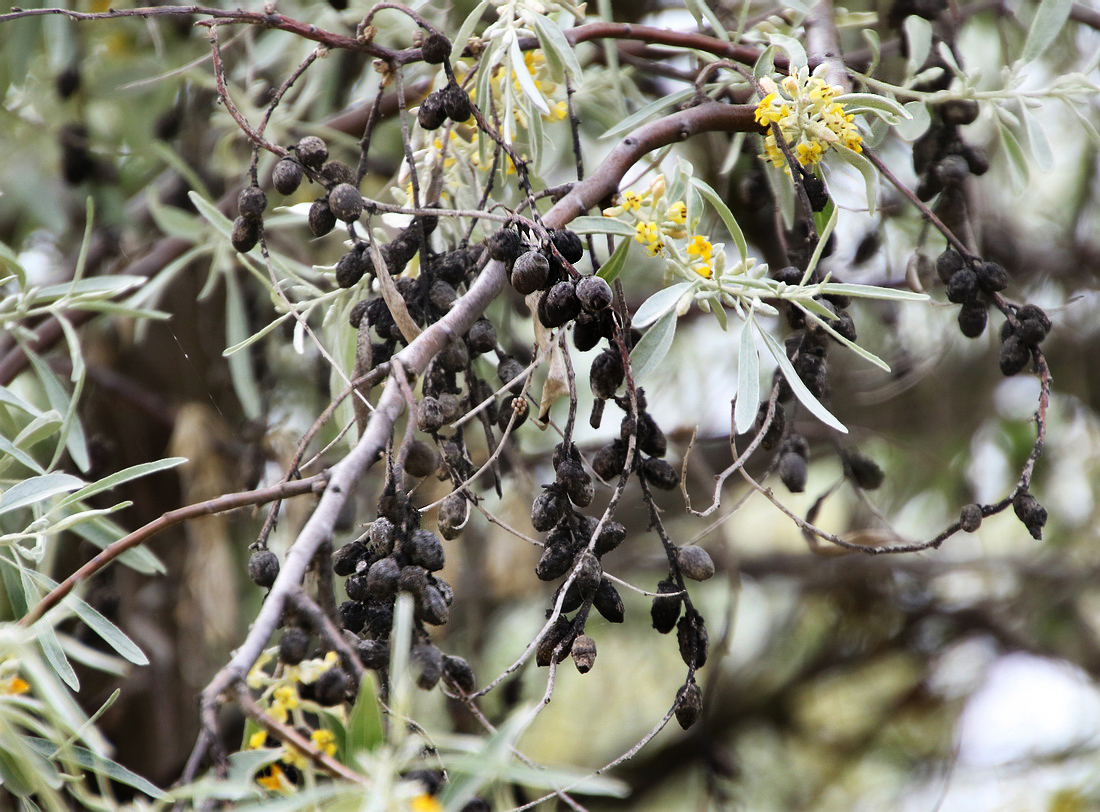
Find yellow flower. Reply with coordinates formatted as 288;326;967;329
248;730;269;750
0;677;29;696
273;684;299;710
666;201;686;225
257;764;295;794
634;221;664;256
411;795;443;812
796;141;824;166
686;235;714;261
311;728;337;758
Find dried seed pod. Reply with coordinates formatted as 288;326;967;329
498;355;527;395
531;487;568;532
328;183;363;223
1016;305;1052;345
404;440;440;478
958;300;988;338
778;452;808;493
592;439;628;481
675;682;703;730
593;521;626;557
571;635;597;674
308;199;337;237
313;666;350;706
333;541;368;576
420;32;452;64
651;579;682;634
466;318;497;354
677;613;709;669
550;229;584;263
556;458;593;507
575;551;602;601
438;492;469;540
357;639;388;670
999;334;1031;376
590;348;624;400
675;546;715;582
576;275;612;312
946;268;978;303
363;600;394;637
411;644;444;690
845;450;885;490
231;216;260;253
295;135;328;170
959;503;983;533
369;517;397;554
416;585;449;625
248;550;279;588
935;249;965;285
438;393;464;424
536;541;574;582
541;281;582;327
416;396;446;433
510;250;550;295
237;186;267;221
407;529;445;571
320;160;355;188
418;91;447;130
429;280;457;313
443;655;476;692
641;457;680;490
436;338;469;373
629;411;668;458
335;244;372;288
441;81;472;122
345;573;371;602
338;600;367;633
1013;493;1048;540
488;228;523;263
961;143;990;175
366;556;401;599
536;616;575;667
279;628;310;666
273;158;304;196
397;565;430;598
976;261;1009;292
592;578;625;623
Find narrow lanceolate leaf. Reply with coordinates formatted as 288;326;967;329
690;177;748;262
632;282;694;329
59;458;187;509
734;318;760;434
532;13;583;82
1022;0;1073;63
757;324;848;433
630;309;678;382
601;88;696;140
569;216;637;238
37;623;80;691
344;671;384;760
833;145;878;217
187;190;234;238
0;473;85;517
597;237;631;282
816;282;928;301
63;595;149;666
509;34;550;115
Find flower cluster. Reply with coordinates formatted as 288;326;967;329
754;66;863;170
603;175;720;278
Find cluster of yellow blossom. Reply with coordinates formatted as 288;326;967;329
754;66;863;170
603;174;718;278
245;649;343;794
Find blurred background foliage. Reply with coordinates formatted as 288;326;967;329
1;0;1100;809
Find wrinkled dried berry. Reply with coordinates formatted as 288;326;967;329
590;349;624;400
845;450;885;490
946;268;978;303
935;249;965;285
573;311;605;351
357;639;388;670
336;244;372;288
592;439;628;481
345;573;371;602
231;216;260;253
320;160;355;188
651;579;682;634
675;682;703;730
466;318;497;354
958;300;988;338
571;634;597;674
999;334;1031;376
976;261;1009;292
511;250;549;295
959;503;983;533
676;546;715;581
333;541;368;576
576;275;612;311
441;82;472;122
237;186;267;221
488;228;523;263
641;456;679;490
418;91;447;130
1016;305;1052;344
498;355;527;395
935;154;970;187
541;281;582;327
677;613;709;669
295;135;328;170
443;654;476;692
370;517;397;554
279;628;310;665
755;401;785;450
338;600;367;633
551;229;584;263
438;492;468;540
420;32;452;64
308;199;337;237
313;666;350;705
248;550;279;588
593;578;625;623
366;556;400;599
531;487;568;532
536;541;573;581
1013;492;1047;540
411;644;444;690
416;397;446;433
273;158;304;196
328;182;363;223
537;616;576;667
417;585;449;625
941;98;980;126
556;458;593;507
779;451;808;493
404;440;439;479
575;551;602;601
593;521;626;557
407;529;445;571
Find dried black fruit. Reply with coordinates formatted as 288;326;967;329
466;318;497;355
958;300;988;338
575;551;602;601
313;666;350;705
946;268;978;303
941;98;980;126
1013;493;1048;540
976;261;1009;292
273;158;304;196
572;311;604;351
345;573;371;602
438;492;468;540
416;396;446;433
592;439;628;481
443;654;476;692
556;458;593;507
804;173;829;211
551;229;584;263
1016;305;1052;345
675;682;703;730
279;628;310;665
999;334;1031;376
231;216;260;253
593;521;626;557
404;440;439;478
418;91;447;130
756;401;785;450
248;550;279;588
407;529;445;571
333;541;368;576
308;199;337;237
592;578;625;623
366;556;401;599
935;249;965;285
363;600;394;637
779;451;808;493
338;600;367;633
416;585;449;625
676;546;715;581
959;503;983;533
328;182;363;223
488;228;523;263
677;613;708;669
237;186;267;221
436;338;469;373
441;81;472;122
651;579;682;634
397;565;430;597
590;349;624;400
510;250;550;295
935;154;970;187
845;450;885;490
498;355;527;395
357;639;388;670
641;457;679;490
961;143;990;175
370;517;397;554
420;32;452;64
541;281;582;327
295;135;328;170
536;541;573;582
571;634;597;673
531;487;568;532
536;616;575;667
576;275;612;311
336;244;372;288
